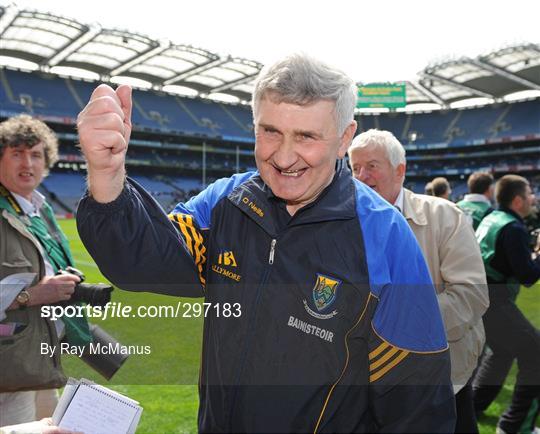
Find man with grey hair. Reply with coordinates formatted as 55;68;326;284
349;129;489;433
76;55;455;432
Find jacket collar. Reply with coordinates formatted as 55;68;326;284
498;206;524;223
228;160;357;236
402;188;428;226
393;188;404;213
1;208;46;258
12;190;46;217
463;193;491;205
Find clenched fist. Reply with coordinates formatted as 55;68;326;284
77;84;132;203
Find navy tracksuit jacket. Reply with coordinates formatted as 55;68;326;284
77;163;455;433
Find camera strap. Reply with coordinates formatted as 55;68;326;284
36;208;73;269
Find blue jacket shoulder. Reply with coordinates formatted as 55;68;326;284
171;171;257;229
353;180;448;353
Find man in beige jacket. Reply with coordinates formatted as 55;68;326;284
349;129;489;433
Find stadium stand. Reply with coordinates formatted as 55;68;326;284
0;4;538;207
4;69;79;117
411;111;455;144
1;67;538;205
452;105;507;143
377;112;409;141
499;99;540;137
40;172;87;212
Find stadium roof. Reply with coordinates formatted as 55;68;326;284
1;3;539;108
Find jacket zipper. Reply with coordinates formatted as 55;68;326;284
268;239;277;265
228;238;277;430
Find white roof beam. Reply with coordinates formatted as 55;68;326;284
474;58;540;90
209;72;258;93
422;72;494;99
0;5;19;38
522;43;540;55
47;25;101;67
410;80;447;107
110;41;170;76
164;57;226;85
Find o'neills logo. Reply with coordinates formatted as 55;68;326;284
211;249;241;282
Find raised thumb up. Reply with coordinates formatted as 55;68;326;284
77;84;132;202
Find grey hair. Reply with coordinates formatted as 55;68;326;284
251;53;357;135
348;129;406;168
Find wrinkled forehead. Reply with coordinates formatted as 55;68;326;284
350;143;391;164
255;90;337;115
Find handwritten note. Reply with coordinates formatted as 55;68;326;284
58;383;141;434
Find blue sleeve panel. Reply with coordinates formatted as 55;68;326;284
172;172;257;229
354;179;448;353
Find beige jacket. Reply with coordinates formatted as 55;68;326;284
402;189;489;390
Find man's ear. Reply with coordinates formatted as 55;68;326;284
338;121;358;158
396;163;406;179
510;194;523;212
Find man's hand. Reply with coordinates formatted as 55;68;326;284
0;418;83;434
77;84;132;203
533;231;540;260
27;273;81;306
40;418;84;434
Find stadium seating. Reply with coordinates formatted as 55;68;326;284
41;172;87;212
2;68;538;144
407;111;454;144
180;98;250;139
4;69;80;117
378;112;409;140
130;90;208;135
452;105;508;143
498;100;540;137
357;114;378;132
0;69;256;141
1;67;539;205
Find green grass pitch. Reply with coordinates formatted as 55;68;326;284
57;218;539;433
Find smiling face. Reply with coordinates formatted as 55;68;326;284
348;144;405;204
254;94;356;215
0;143;46;200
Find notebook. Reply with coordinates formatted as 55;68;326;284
52;378;143;434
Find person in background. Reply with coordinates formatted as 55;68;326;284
0;115;88;426
349;129;489;433
473;174;540;434
432;176;452;200
425;181;434;196
457;172;495;230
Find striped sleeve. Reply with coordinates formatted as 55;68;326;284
168;213;207;287
368;340;410;383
